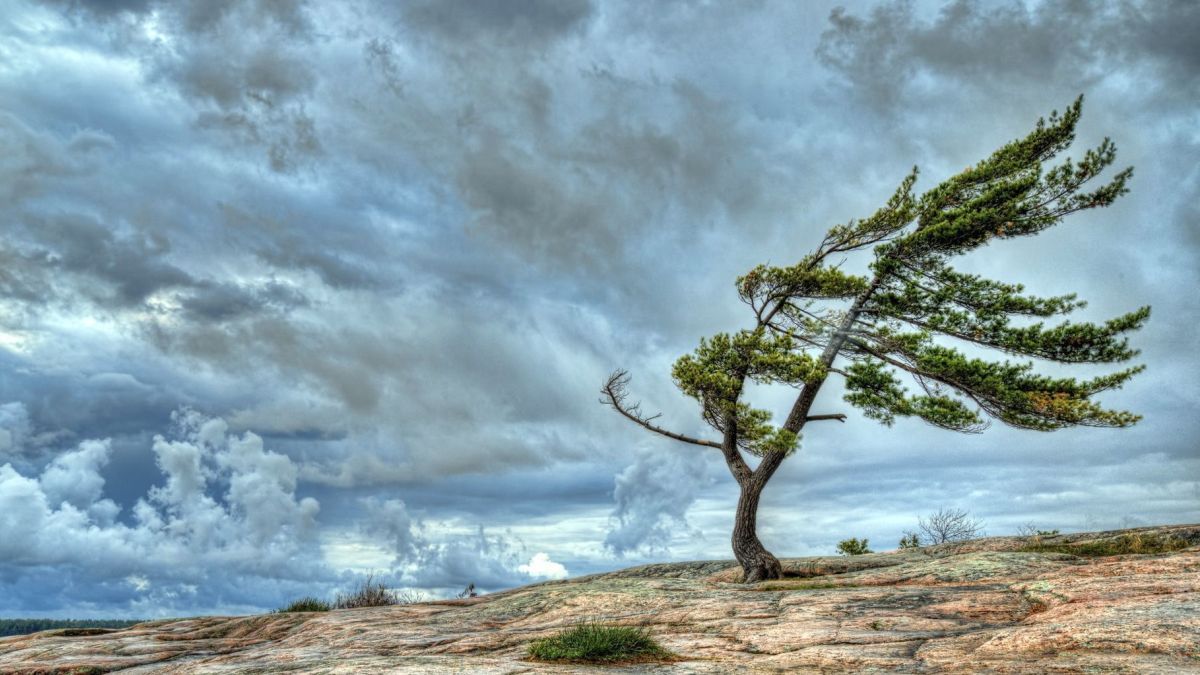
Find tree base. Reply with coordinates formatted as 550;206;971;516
739;554;783;583
732;484;784;583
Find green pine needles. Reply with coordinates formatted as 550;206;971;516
604;96;1146;581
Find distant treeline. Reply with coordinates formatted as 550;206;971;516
0;619;144;637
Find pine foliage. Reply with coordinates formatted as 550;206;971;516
675;96;1144;442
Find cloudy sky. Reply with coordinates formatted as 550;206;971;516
1;0;1197;618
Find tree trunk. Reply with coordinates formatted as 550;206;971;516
732;479;783;582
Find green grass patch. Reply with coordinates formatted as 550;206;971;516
275;597;332;613
272;576;427;615
527;621;676;664
1020;533;1191;557
334;575;406;609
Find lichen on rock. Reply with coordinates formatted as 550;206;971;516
1;524;1197;674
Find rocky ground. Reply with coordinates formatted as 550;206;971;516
2;524;1197;674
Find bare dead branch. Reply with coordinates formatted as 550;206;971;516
601;370;722;449
804;414;847;423
917;508;985;545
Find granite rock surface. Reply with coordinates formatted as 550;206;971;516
2;524;1197;674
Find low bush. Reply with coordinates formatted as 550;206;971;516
897;532;921;549
527;621;674;663
393;589;429;604
917;507;984;545
1017;523;1060;538
276;597;331;613
274;576;427;614
836;537;872;555
335;575;397;609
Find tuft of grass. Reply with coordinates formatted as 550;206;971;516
276;597;332;613
1020;533;1190;557
273;576;427;615
527;621;675;664
335;574;398;609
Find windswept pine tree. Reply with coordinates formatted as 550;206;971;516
603;97;1146;582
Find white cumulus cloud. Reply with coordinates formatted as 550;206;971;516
519;552;568;580
0;407;330;616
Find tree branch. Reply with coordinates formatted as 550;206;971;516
845;337;999;426
601;370;723;450
746;281;886;485
805;414;847;423
720;405;754;487
779;278;886;435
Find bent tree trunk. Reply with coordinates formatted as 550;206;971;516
732;479;782;582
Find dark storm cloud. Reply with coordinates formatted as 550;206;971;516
24;213;193;307
604;449;711;557
818;0;1200;106
160;1;321;173
0;247;53;305
0;0;1196;615
40;0;155;17
343;44;797;286
0;111;115;201
400;0;594;46
445;79;786;275
251;243;382;290
0;360;199;464
45;0;323;172
178;280;308;322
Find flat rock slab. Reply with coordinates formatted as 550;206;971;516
2;524;1198;673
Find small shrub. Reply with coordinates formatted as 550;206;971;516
898;532;921;549
917;508;984;545
276;597;331;613
527;621;674;663
335;574;397;609
836;537;872;556
394;589;429;604
1017;523;1060;538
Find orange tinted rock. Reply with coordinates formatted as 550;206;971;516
1;524;1197;674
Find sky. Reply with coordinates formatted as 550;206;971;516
0;0;1197;618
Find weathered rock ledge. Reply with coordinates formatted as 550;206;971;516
2;524;1198;673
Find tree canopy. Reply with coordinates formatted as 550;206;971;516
604;97;1146;581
